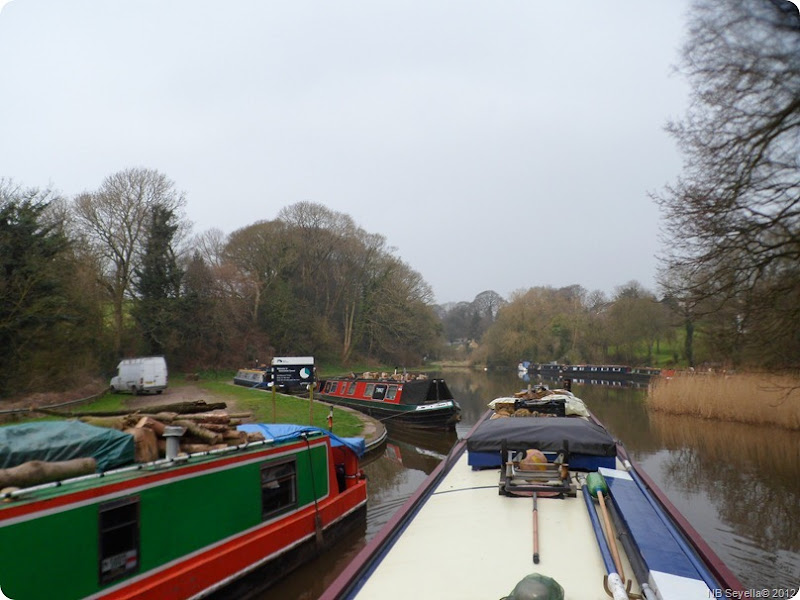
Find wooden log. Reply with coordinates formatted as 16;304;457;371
222;429;245;440
178;413;231;424
225;412;254;420
246;432;266;443
79;416;127;430
200;423;232;433
152;412;179;422
180;443;229;454
0;458;97;489
47;400;227;418
173;420;223;445
135;416;166;437
124;427;159;463
223;431;248;445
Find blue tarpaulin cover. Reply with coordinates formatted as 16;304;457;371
0;421;135;472
237;423;366;458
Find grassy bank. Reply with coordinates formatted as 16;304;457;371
6;375;364;438
647;372;800;430
194;380;363;437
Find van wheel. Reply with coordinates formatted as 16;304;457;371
156;390;163;394
132;386;139;395
110;386;116;393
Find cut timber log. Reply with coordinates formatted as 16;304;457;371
180;443;229;454
201;423;232;434
173;420;223;445
79;415;130;430
135;416;166;436
0;458;97;489
223;430;248;446
44;400;228;418
125;427;159;463
178;413;231;424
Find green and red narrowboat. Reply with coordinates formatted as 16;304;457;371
317;373;461;430
0;423;367;600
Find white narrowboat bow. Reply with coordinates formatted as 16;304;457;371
320;390;744;600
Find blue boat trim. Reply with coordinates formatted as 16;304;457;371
599;467;720;597
237;423;366;458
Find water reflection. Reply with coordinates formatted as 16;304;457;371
641;413;800;590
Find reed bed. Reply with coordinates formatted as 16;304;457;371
647;372;800;430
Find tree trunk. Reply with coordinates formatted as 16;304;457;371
0;458;97;489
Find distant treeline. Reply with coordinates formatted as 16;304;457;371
2;163;797;397
0;171;439;395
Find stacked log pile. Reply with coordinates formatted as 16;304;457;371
78;404;265;462
0;402;267;493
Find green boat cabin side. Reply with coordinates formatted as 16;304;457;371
0;436;333;600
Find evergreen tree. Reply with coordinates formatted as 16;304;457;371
132;205;183;356
0;184;79;392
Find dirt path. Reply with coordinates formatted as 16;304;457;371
123;384;240;412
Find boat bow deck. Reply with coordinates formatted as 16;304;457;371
351;452;631;600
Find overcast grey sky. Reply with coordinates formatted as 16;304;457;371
1;1;693;304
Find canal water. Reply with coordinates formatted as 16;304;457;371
262;369;800;599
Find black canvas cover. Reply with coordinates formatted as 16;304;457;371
400;379;454;405
466;417;616;457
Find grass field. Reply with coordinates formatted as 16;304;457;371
647;371;800;430
27;374;364;438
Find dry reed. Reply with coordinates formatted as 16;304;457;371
647;372;800;430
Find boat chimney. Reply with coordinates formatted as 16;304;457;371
163;425;186;460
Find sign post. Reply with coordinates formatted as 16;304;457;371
270;357;315;424
272;382;276;423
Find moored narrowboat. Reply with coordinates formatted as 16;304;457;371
0;422;367;600
320;386;744;600
233;367;271;388
317;373;461;430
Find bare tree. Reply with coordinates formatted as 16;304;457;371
73;168;187;353
655;0;800;366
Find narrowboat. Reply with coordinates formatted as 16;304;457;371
0;421;367;600
233;367;271;388
320;387;744;600
317;373;461;430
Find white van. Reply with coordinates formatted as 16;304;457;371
110;356;168;395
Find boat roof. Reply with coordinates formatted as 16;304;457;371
347;450;617;599
0;421;134;472
322;411;742;600
0;425;333;509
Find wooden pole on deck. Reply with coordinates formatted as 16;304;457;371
533;492;540;564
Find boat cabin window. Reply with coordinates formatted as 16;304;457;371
364;383;375;396
386;385;398;400
338;382;347;394
98;497;140;585
347;382;356;395
261;459;297;520
372;384;387;400
325;381;335;393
